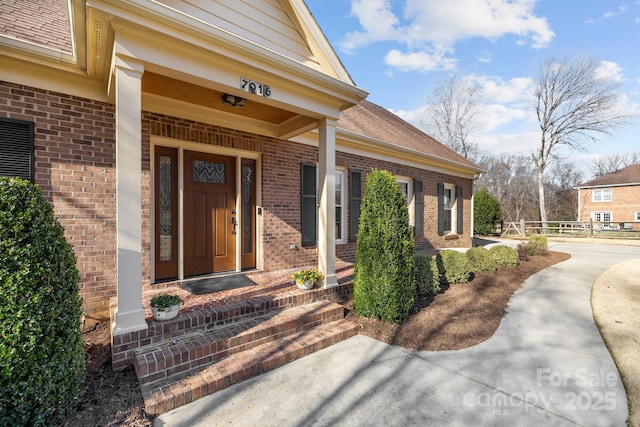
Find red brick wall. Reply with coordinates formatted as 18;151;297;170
579;186;640;229
1;83;473;322
0;82;117;322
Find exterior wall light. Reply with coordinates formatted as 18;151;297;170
221;94;247;108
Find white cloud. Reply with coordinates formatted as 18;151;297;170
340;0;555;66
586;4;629;23
594;60;625;82
469;75;535;104
384;48;457;73
477;51;492;63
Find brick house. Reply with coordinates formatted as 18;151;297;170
0;1;482;339
576;164;640;230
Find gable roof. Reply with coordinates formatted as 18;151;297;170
577;163;640;188
337;100;481;172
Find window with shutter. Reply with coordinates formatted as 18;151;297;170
301;163;317;247
414;179;423;236
349;170;362;241
0;118;34;181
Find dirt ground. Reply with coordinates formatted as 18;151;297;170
60;251;568;426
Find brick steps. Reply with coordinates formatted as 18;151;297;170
136;299;358;415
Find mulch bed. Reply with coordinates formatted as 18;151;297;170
60;250;569;426
345;250;570;350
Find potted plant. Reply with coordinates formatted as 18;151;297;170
150;293;183;321
291;268;324;290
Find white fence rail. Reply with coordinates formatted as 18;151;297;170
501;220;640;238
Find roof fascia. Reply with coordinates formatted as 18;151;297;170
575;182;640;189
292;129;484;179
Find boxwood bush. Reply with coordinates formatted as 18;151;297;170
528;235;548;254
489;245;519;267
0;177;84;426
354;169;416;323
415;254;440;297
466;246;496;273
436;250;471;284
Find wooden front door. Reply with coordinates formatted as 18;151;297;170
184;151;236;276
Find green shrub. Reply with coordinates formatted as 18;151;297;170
436;250;471;284
528;235;548;254
0;177;84;426
354;169;416;324
466;247;496;273
473;187;502;235
415;254;440;296
489;245;519;267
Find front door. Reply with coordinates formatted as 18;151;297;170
183;150;236;276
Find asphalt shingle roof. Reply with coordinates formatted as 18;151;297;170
578;163;640;187
337;100;480;170
0;0;72;53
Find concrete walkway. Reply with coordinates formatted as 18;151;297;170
155;242;640;427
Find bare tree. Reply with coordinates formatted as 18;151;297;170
477;153;538;222
422;75;483;160
591;150;640;177
532;56;634;226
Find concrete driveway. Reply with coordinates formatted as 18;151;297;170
155;242;640;427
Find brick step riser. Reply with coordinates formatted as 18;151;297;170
142;319;360;415
144;288;333;346
112;283;353;371
135;303;346;385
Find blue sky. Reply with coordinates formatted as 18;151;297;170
305;0;640;176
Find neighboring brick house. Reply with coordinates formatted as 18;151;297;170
0;1;483;335
576;164;640;230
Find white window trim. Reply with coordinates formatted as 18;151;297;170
316;167;347;245
635;212;640;221
335;168;347;244
396;176;414;226
592;189;612;202
591;211;613;222
444;183;457;234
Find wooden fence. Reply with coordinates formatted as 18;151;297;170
500;220;640;238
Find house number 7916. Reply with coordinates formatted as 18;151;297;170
241;77;271;98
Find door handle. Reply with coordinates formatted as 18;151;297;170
231;209;237;234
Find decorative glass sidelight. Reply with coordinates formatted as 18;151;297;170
159;155;173;261
193;160;225;184
242;165;253;253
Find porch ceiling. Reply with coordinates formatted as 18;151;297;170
142;72;297;125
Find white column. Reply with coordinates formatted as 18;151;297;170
113;55;147;334
317;117;337;288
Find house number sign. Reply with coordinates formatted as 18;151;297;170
241;77;271;98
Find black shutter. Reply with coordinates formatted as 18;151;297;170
437;182;445;235
457;185;464;234
301;163;317;246
414;179;423;236
349;170;362;242
0;118;34;181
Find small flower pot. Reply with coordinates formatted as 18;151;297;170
151;303;182;321
296;279;314;290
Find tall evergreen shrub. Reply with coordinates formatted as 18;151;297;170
474;187;502;235
354;169;416;323
0;177;84;426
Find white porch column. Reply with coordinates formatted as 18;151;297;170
113;55;147;334
318;117;338;288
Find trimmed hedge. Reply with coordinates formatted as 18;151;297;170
0;177;84;426
436;250;471;284
466;246;496;273
528;235;548;254
354;169;416;323
489;245;519;267
415;254;440;296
